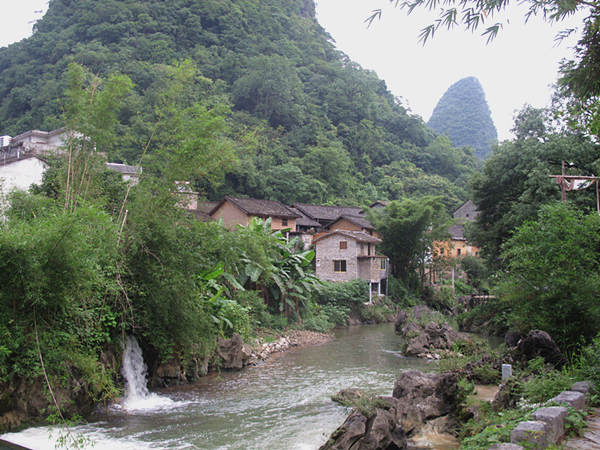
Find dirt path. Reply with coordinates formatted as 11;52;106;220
565;408;600;449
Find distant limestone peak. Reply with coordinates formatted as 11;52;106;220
428;77;497;159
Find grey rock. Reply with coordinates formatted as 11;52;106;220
572;381;592;395
551;390;586;410
217;333;250;370
513;330;567;368
489;444;524;449
511;421;549;448
532;406;568;443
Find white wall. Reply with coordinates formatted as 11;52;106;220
0;157;47;195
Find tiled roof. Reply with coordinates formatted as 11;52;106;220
289;207;321;228
293;203;364;221
188;209;214;222
211;196;301;219
197;201;219;214
329;214;374;230
449;224;465;240
106;162;141;175
369;200;389;208
313;230;381;244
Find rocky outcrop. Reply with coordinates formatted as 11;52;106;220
150;330;331;387
320;402;406;450
513;330;567;369
395;306;461;357
391;370;459;435
0;374;97;433
217;333;254;370
321;371;461;449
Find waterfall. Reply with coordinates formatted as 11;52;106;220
120;336;176;411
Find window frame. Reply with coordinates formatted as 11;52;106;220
333;259;347;272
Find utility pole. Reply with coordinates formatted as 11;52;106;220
549;161;600;215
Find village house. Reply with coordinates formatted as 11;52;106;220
0;128;141;197
209;196;300;234
313;230;388;302
430;200;481;284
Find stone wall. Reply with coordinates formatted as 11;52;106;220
315;234;359;282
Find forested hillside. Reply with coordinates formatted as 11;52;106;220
428;77;497;159
0;0;477;208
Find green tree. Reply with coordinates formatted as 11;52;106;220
471;105;600;267
369;196;449;287
497;202;600;351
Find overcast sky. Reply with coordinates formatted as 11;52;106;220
0;0;584;140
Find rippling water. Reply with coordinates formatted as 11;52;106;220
2;324;439;450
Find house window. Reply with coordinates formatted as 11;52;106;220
457;248;461;256
339;241;347;249
380;259;386;270
334;260;347;272
282;218;288;226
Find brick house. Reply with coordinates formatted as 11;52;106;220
209;196;300;232
313;230;388;302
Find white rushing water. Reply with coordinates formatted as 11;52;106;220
119;335;180;412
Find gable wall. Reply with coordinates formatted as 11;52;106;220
211;200;250;229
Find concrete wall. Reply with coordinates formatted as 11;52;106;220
315;234;359;282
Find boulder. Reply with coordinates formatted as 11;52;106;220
513;330;566;369
319;407;406;450
492;378;520;411
398;308;461;357
392;370;459;433
332;389;365;406
154;359;186;386
405;333;429;356
217;333;252;370
394;310;408;333
321;370;460;449
504;330;523;348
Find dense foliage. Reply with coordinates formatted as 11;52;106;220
428;77;497;159
369;197;449;287
470;105;600;267
0;0;477;207
498;203;600;351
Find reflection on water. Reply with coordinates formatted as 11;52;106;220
3;324;440;450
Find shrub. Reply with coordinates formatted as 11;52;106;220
472;364;501;385
315;280;369;307
460;404;534;448
574;333;600;390
234;290;271;329
521;357;575;403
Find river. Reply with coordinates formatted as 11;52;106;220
2;324;444;450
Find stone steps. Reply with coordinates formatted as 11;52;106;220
489;382;594;449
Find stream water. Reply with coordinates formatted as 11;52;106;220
2;324;450;449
